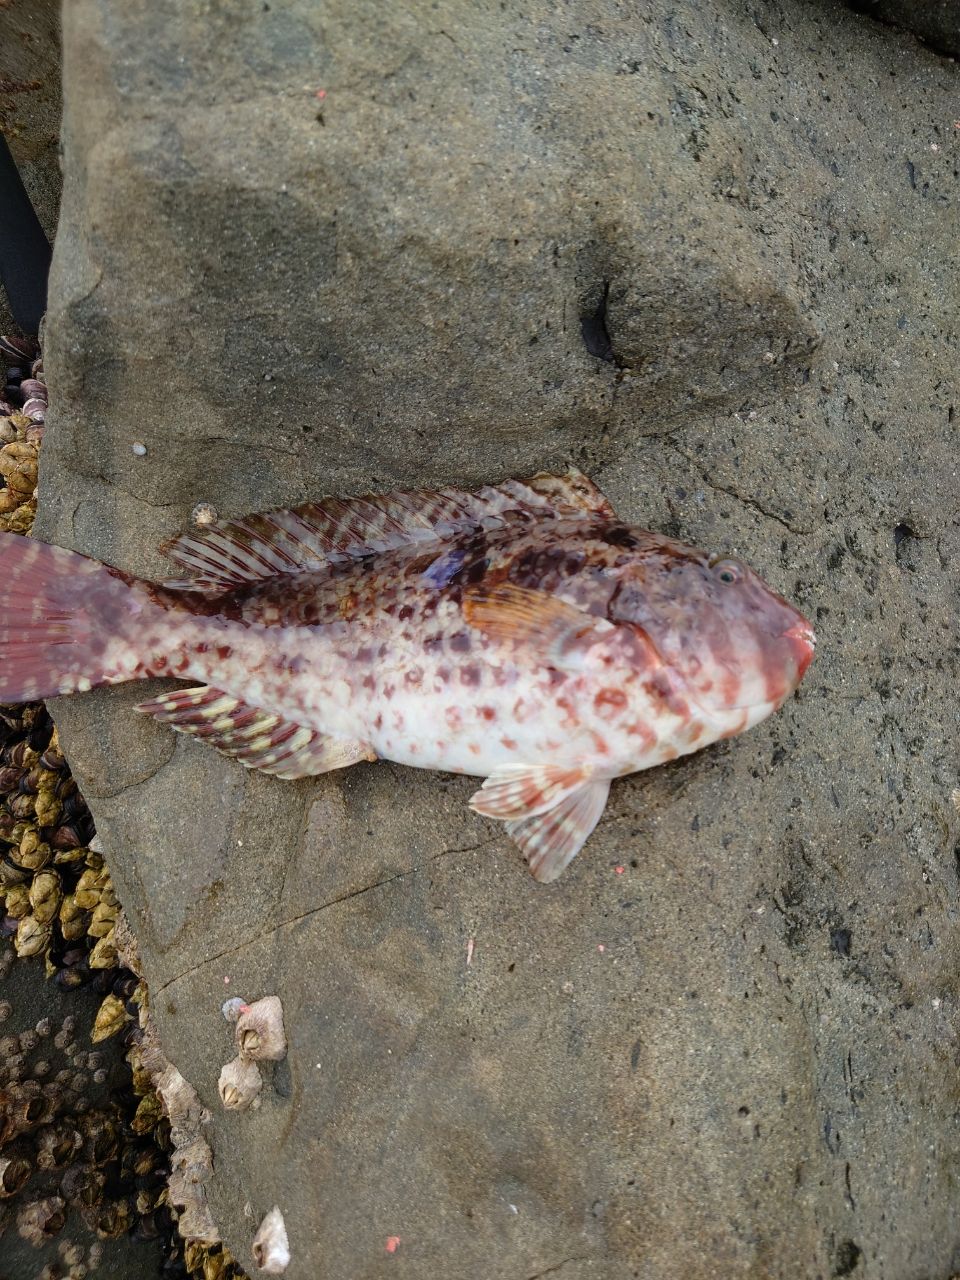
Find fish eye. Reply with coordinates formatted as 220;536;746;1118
709;557;742;585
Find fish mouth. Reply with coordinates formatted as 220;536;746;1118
782;620;816;679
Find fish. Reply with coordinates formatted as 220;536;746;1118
0;470;814;882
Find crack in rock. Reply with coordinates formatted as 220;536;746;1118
526;1257;593;1280
155;837;497;995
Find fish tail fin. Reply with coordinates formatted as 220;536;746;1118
0;534;156;702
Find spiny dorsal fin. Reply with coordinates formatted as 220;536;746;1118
134;685;376;779
161;469;616;591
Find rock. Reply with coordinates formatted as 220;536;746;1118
34;1;960;1277
0;0;62;335
844;1;960;57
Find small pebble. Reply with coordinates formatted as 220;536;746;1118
131;442;147;457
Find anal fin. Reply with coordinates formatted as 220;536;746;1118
135;686;375;780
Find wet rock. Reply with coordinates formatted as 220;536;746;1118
35;1;960;1277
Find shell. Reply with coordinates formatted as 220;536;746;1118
221;996;247;1023
28;869;62;924
0;1154;31;1197
218;1054;262;1110
16;1194;66;1245
91;994;129;1044
88;934;118;969
235;996;287;1062
15;914;51;957
251;1206;290;1275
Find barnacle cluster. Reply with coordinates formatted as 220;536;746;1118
0;333;46;535
0;338;249;1279
218;996;287;1113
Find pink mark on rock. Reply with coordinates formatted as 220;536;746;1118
315;88;327;100
597;944;606;953
466;937;475;966
385;1236;401;1254
615;866;625;875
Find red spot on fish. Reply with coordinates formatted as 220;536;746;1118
461;665;481;686
436;665;451;683
626;720;657;750
398;604;414;621
217;645;232;660
479;706;496;721
594;686;627;718
468;742;481;755
445;706;463;730
719;669;741;709
556;696;579;728
590;732;610;755
374;713;383;731
512;697;529;722
405;666;423;685
362;673;375;691
500;736;518;750
383;683;395;700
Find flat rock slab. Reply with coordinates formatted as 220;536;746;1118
36;2;960;1277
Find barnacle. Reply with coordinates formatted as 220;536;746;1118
251;1206;290;1275
235;996;286;1062
16;1193;65;1245
218;1055;262;1111
91;993;130;1044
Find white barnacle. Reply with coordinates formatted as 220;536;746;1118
218;1054;262;1110
236;995;287;1062
252;1206;290;1274
192;501;218;527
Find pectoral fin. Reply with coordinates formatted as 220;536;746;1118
135;685;376;779
463;584;614;668
508;779;610;882
468;763;596;819
470;764;611;881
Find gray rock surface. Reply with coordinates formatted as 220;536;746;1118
844;0;960;56
35;1;960;1276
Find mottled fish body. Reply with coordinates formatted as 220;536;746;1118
0;472;814;880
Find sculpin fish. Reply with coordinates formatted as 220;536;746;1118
0;471;814;881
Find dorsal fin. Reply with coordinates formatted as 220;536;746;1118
161;469;616;591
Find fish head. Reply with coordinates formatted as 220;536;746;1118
610;535;815;730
